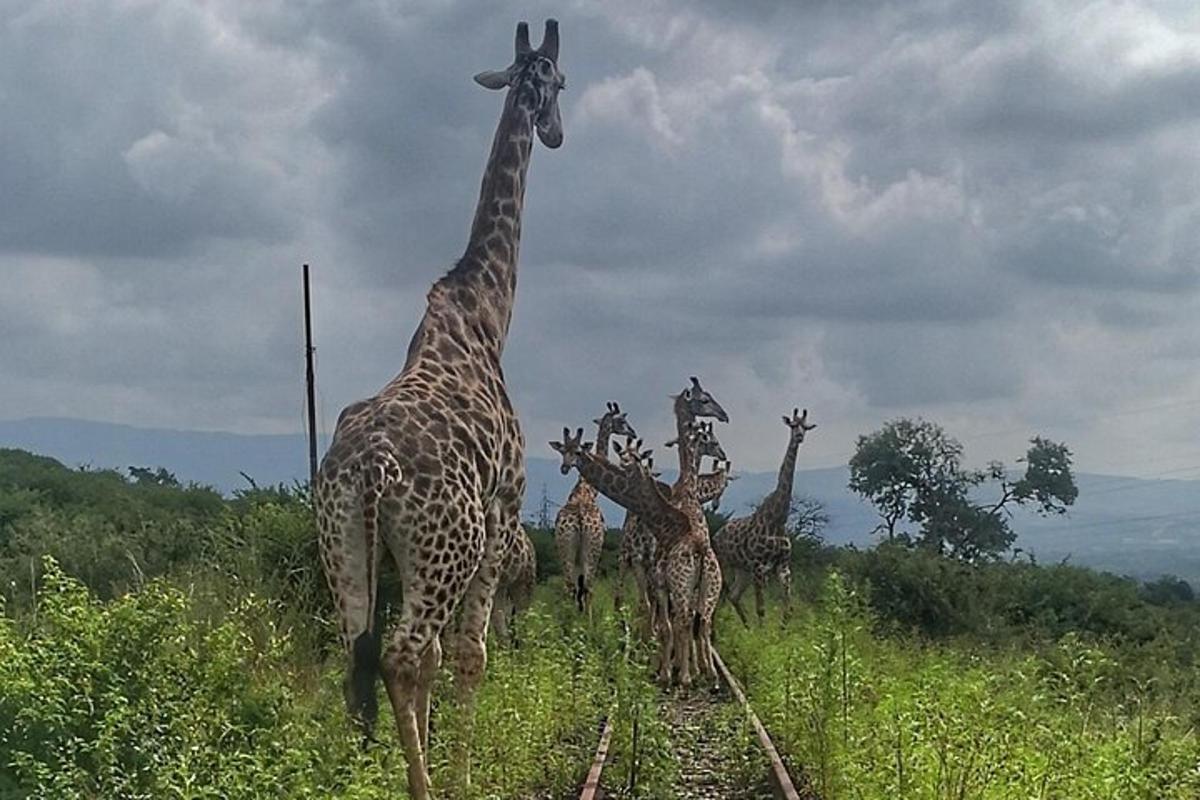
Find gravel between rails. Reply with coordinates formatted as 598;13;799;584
663;689;775;799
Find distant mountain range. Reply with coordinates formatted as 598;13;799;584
3;416;1199;584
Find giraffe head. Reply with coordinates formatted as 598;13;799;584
474;20;565;149
666;420;728;464
680;376;730;423
783;407;818;443
613;435;655;475
548;426;592;474
594;401;637;440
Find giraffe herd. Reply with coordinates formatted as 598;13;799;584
551;383;816;691
313;20;813;799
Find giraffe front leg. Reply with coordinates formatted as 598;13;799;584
778;565;793;623
632;562;652;639
727;569;752;628
754;572;768;623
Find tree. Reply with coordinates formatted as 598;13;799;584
788;495;829;542
849;419;1077;561
127;466;180;488
848;419;971;542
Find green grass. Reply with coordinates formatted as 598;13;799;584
1;564;588;799
718;573;1200;800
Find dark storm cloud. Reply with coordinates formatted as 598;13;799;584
0;2;320;258
2;0;1199;472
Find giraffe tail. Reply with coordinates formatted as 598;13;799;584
360;432;403;635
345;433;402;737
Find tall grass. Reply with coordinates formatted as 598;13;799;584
0;563;624;799
719;573;1200;800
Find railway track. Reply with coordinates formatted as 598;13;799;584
576;644;812;800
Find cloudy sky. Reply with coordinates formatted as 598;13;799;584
3;0;1200;479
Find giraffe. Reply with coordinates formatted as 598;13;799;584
555;402;635;613
651;388;728;690
611;436;658;626
664;419;735;680
490;525;536;644
713;408;816;626
312;21;564;800
669;421;734;507
614;410;733;647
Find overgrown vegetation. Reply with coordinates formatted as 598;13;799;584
0;450;678;799
720;574;1200;800
2;447;1198;798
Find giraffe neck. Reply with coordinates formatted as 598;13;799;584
594;418;615;462
569;417;616;499
695;466;729;506
672;396;699;495
437;86;536;351
760;434;801;526
574;453;673;523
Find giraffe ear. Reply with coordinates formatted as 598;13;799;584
582;442;594;453
549;440;563;452
783;416;791;426
474;68;514;90
593;417;604;426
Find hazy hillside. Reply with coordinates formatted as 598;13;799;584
3;416;1198;583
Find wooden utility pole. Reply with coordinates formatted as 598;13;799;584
303;264;319;484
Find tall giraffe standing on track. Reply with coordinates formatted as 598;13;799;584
653;384;727;688
555;402;636;614
312;21;565;800
713;408;816;625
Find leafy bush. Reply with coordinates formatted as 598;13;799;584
0;564;624;800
